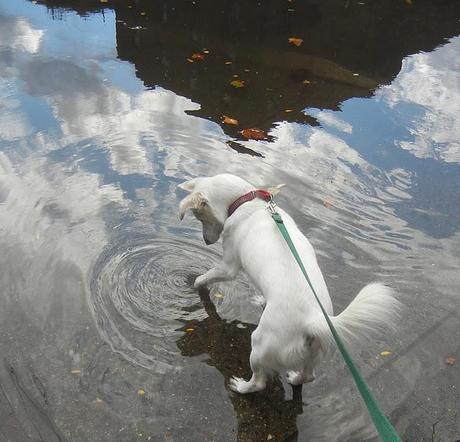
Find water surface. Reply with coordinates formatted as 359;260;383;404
1;1;460;441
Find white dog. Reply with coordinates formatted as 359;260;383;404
179;174;400;394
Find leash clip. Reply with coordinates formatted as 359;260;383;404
267;198;278;215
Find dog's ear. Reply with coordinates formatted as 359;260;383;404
179;191;208;220
178;178;199;193
268;184;286;196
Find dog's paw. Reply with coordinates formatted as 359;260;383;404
193;275;207;289
286;370;315;385
286;370;304;386
228;376;266;394
251;293;266;308
228;376;250;394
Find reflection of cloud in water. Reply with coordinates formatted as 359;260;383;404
0;16;43;54
0;149;127;329
314;110;353;134
0;150;125;261
379;36;460;164
0;89;32;140
17;57;215;177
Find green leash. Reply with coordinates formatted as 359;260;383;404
268;203;401;442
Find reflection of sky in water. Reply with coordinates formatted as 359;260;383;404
1;1;460;440
1;1;459;299
306;37;460;238
1;2;459;294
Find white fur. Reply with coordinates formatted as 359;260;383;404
179;174;401;394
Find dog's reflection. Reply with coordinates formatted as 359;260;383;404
176;286;304;441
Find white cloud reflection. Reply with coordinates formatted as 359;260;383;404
0;16;43;53
379;36;460;164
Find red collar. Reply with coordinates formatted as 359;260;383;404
228;189;272;217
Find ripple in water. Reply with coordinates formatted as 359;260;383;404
88;235;257;372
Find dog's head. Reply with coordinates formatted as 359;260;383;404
178;176;226;245
178;174;285;245
178;174;251;245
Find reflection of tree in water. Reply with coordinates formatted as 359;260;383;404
33;0;460;135
176;286;303;441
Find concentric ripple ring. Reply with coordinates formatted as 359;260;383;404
88;234;256;372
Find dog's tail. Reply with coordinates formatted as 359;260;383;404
312;282;401;351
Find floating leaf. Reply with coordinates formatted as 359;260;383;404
288;37;303;47
99;0;108;3
214;293;224;298
230;79;245;88
225;61;232;65
186;328;194;332
202;49;210;54
380;351;392;357
191;52;205;61
140;11;146;16
284;109;294;113
241;128;266;140
70;369;81;374
137;388;146;396
223;115;239;126
446;356;456;366
353;73;360;76
323;197;334;209
303;80;311;84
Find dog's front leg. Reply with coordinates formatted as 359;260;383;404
194;233;240;288
194;260;239;288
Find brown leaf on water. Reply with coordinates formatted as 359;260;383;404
230;79;245;88
323;197;334;209
284;109;294;113
241;128;266;140
288;37;303;47
446;356;456;366
380;350;392;357
191;52;205;61
223;115;239;126
99;0;108;3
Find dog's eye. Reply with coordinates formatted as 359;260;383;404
200;200;207;207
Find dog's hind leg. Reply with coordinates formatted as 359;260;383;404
286;337;321;386
228;330;268;394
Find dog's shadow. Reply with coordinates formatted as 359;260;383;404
176;285;304;441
